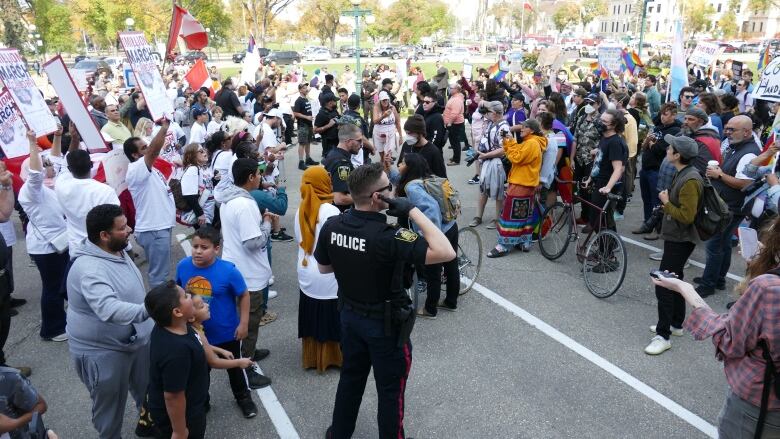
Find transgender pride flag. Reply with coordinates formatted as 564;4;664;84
669;20;688;103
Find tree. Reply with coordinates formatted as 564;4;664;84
747;0;780;14
31;0;76;55
243;0;295;46
296;0;354;49
381;0;456;44
552;3;579;34
180;0;233;48
488;0;537;37
0;0;29;54
578;0;607;32
716;13;739;39
682;0;715;37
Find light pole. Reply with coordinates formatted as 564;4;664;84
638;0;650;57
341;0;373;95
206;28;213;59
125;17;135;32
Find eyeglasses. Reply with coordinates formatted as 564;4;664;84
423;100;434;104
373;183;393;194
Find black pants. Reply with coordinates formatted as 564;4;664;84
283;114;294;145
152;410;207;439
588;184;618;232
424;224;459;315
447;123;465;163
322;138;338;158
31;252;69;338
574;162;593;220
0;240;11;365
214;339;250;401
655;240;696;340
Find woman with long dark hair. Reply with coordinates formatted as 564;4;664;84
396;153;459;318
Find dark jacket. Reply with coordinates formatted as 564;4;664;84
423;104;447;149
715;138;762;213
399;141;446;179
642;120;681;171
692;126;722;168
661;165;703;243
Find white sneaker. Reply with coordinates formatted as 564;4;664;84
650;325;683;337
45;333;68;342
649;252;663;261
644;335;671;355
268;290;278;299
269;276;275;286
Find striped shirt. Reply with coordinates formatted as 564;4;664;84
685;272;780;410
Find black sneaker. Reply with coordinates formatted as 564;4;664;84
10;298;26;308
696;285;716;298
305;157;319;165
252;348;270;362
437;302;457;312
693;277;725;290
134;416;159;437
298;160;307;171
461;144;471;151
270;231;294;242
237;397;258;418
467;175;480;185
246;365;272;389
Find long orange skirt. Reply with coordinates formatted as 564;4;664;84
302;338;343;373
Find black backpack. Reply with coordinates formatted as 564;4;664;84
694;177;732;241
754;267;780;439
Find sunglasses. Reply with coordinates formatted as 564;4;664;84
374;183;393;194
683;95;694;99
423;100;434;104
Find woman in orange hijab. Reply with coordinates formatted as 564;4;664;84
294;166;342;372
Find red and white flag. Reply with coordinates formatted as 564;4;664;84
166;5;208;60
184;59;215;96
523;2;533;11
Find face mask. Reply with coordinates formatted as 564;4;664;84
607;102;617;111
404;134;418;145
595;120;607;136
584;104;595;114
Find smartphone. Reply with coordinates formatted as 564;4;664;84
600;79;609;93
649;270;678;280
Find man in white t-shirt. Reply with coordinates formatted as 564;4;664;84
189;107;208;145
124;119;175;287
219;158;275;385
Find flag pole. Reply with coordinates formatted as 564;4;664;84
161;0;177;75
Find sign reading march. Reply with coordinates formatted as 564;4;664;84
118;32;172;121
0;49;58;137
598;45;624;73
689;42;721;67
0;88;29;159
753;57;780;103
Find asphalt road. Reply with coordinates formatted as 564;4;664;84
7;134;746;438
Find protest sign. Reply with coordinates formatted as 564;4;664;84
689;42;721;67
118;32;172;121
43;56;107;153
71;68;88;92
0;89;29;159
537;47;562;68
463;63;473;80
598;45;624;73
753;57;780;103
731;61;743;79
0;48;59;136
508;51;523;73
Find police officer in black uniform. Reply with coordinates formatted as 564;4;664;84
322;124;363;211
315;163;456;439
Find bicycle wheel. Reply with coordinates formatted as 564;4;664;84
582;229;627;298
538;202;573;261
457;227;482;295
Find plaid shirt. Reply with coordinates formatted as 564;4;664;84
685;272;780;409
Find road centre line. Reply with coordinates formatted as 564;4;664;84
469;280;719;438
177;234;301;439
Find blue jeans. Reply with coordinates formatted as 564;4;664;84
639;168;660;221
135;228;172;288
701;215;743;289
31;252;69;338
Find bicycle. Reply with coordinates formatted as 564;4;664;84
538;180;627;298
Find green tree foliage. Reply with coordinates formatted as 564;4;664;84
716;13;739;39
682;0;715;36
0;0;29;54
552;3;579;34
243;0;295;46
296;0;353;49
380;0;456;43
488;0;538;35
579;0;607;30
31;0;75;54
747;0;780;14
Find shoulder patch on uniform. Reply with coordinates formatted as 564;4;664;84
337;165;351;181
394;228;418;242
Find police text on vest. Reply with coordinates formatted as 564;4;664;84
331;232;366;252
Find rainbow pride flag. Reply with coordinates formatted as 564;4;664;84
487;62;507;81
758;44;772;72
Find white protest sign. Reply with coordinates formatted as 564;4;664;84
463;63;473;80
0;49;59;136
71;68;88;92
689;42;721;67
0;89;29;159
598;45;624;73
509;51;524;73
753;57;780;103
537;47;562;67
43;56;107;153
118;32;172;121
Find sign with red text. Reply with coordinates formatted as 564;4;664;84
118;32;172;121
689;42;722;67
0;48;58;136
0;89;29;159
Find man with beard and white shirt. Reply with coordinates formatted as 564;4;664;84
124;119;175;287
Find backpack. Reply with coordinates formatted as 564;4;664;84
694;177;732;241
420;176;461;223
755;267;780;439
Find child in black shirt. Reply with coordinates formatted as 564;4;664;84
145;281;209;439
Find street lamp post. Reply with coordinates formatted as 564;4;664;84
341;0;373;95
125;17;135;32
638;0;650;57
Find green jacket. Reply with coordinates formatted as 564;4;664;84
661;165;703;243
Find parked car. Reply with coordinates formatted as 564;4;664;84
371;45;396;57
438;47;470;63
719;43;737;53
72;59;113;81
99;56;125;72
265;50;301;65
341;47;371;57
390;45;424;60
305;48;332;61
176;51;208;63
73;54;89;65
740;42;762;53
233;52;246;63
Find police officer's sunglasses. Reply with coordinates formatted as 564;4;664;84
373;183;393;194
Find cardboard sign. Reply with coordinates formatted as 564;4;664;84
498;53;511;71
71;68;88;92
43;56;108;153
463;63;473;80
508;51;524;73
118;32;172;121
0;49;59;136
598;45;624;73
537;47;562;68
0;89;29;159
753;57;780;103
689;42;721;67
731;61;743;80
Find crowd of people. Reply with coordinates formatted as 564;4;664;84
0;44;777;438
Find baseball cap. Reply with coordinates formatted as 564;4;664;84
347;94;361;108
265;108;284;118
664;135;699;159
192;107;207;118
319;92;338;105
378;90;391;101
584;93;600;103
511;92;525;102
686;107;709;123
381;78;394;86
573;88;588;98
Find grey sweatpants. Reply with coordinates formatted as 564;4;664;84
72;344;150;439
135;228;172;288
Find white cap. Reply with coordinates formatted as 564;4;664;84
378;90;390;101
266;108;284;118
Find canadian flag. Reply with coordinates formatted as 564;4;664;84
166;5;208;60
523;2;533;11
185;59;215;96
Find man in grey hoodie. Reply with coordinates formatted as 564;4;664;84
67;204;153;439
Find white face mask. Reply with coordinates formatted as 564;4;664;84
607;102;617;111
584;104;595;114
404;134;418;145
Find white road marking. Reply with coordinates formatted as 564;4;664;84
469;280;719;438
177;234;301;439
620;235;745;282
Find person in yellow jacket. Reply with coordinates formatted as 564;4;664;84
487;119;548;258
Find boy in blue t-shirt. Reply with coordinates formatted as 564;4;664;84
175;226;268;419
